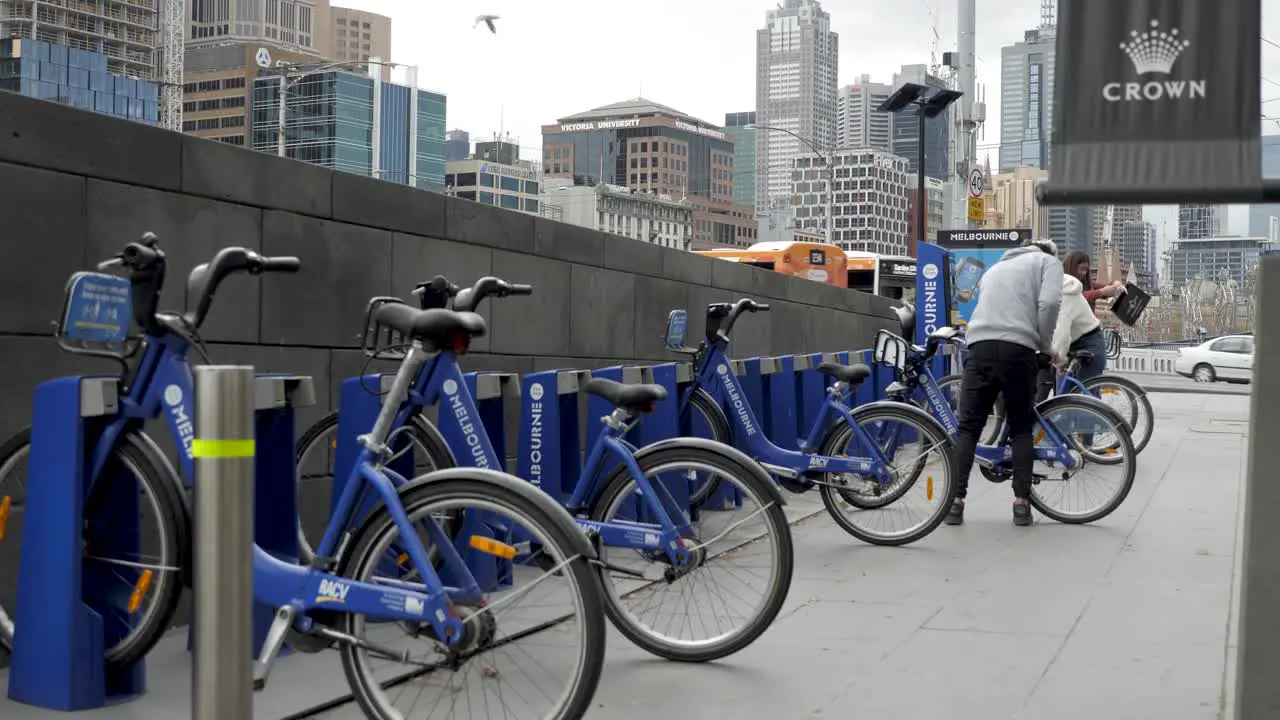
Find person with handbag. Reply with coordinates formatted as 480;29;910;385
1035;251;1123;401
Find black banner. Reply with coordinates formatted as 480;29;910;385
936;228;1031;248
1042;0;1261;204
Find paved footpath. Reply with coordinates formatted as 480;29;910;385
0;394;1248;719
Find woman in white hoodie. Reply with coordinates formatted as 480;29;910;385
1050;251;1111;383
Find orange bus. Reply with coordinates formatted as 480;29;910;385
696;241;848;288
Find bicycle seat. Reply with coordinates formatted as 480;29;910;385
816;362;872;385
372;305;486;349
582;377;667;413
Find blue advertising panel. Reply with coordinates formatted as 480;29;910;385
935;229;1030;328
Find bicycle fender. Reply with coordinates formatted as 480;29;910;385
850;400;956;449
399;467;599;560
410;414;460;467
630;436;788;509
1038;394;1132;433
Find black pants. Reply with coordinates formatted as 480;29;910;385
954;340;1039;499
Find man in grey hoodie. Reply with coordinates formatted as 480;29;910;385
946;239;1064;527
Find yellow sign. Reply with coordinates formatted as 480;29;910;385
967;197;985;222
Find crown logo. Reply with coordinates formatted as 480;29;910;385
1119;19;1191;75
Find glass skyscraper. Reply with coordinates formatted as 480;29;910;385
724;111;756;208
1248;135;1280;240
0;39;159;125
249;70;446;193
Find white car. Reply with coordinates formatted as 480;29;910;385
1173;335;1255;384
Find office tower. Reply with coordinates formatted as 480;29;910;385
754;0;838;211
322;6;392;81
835;76;892;152
186;0;322;53
793;149;910;255
543;98;756;248
446;129;471;161
251;69;447;192
0;39;160;125
889;64;951;181
998;27;1055;172
1;0;160;80
1178;203;1227;239
724;111;757;208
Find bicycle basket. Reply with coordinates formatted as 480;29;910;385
360;296;413;360
1104;328;1123;359
873;329;909;372
1110;283;1151;326
55;271;141;359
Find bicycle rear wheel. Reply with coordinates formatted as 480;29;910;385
337;474;606;720
589;444;793;662
0;427;186;668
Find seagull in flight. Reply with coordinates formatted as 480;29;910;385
475;15;499;34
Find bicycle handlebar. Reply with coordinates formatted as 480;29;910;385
453;276;533;313
711;298;768;341
94;233;300;335
411;275;460;310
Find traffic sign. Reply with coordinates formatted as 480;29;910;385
968;167;985;198
967;197;985;222
255;47;272;69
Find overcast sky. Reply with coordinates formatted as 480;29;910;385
339;0;1280;239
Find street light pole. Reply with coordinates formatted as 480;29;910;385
916;107;927;246
276;75;287;158
747;123;834;245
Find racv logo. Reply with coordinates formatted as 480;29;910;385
1103;20;1205;102
716;365;756;436
442;378;489;468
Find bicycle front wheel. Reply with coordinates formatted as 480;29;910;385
819;406;956;546
0;427;186;668
683;389;734;507
337;475;606;720
1080;375;1153;455
1030;395;1137;524
589;444;793;662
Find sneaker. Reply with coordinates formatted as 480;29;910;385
944;500;965;526
1013;502;1033;526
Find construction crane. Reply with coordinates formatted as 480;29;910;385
1041;0;1055;29
158;0;184;132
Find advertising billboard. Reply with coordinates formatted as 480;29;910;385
935;229;1031;327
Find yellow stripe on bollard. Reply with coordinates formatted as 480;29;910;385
191;439;256;458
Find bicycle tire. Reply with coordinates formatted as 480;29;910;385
294;411;456;565
0;427;186;668
818;418;919;509
818;404;956;547
1028;394;1137;524
682;388;733;506
1081;375;1153;455
337;474;607;720
589;444;793;662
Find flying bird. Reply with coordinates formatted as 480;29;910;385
474;15;499;34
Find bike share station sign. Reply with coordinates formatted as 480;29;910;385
936;229;1030;329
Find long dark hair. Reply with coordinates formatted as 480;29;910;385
1062;250;1091;283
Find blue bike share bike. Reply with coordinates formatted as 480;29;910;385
871;307;1138;524
658;298;958;547
2;237;611;720
293;275;794;663
941;324;1153;455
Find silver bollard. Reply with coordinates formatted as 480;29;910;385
191;366;256;720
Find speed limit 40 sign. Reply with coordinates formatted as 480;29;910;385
968;167;984;198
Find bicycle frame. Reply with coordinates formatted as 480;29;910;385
367;350;697;565
685;343;895;483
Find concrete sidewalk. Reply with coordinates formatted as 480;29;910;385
578;392;1245;719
